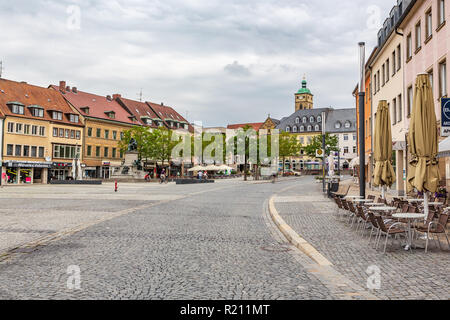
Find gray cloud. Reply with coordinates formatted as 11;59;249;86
0;0;397;126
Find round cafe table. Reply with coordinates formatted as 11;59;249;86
369;206;397;213
392;213;426;251
364;203;385;206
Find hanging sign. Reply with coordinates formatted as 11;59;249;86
441;98;450;137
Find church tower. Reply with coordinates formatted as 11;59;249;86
295;76;314;111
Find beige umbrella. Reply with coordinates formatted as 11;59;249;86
407;74;440;218
373;100;396;198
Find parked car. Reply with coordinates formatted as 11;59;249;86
283;169;301;176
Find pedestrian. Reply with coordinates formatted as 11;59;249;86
204;171;208;180
198;170;203;181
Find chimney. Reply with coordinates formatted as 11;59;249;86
113;94;121;100
72;87;77;93
106;95;112;101
66;86;71;92
161;102;164;106
59;81;66;93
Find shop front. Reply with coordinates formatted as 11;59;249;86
2;160;52;184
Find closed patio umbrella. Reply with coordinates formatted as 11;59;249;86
407;74;440;217
373;100;396;199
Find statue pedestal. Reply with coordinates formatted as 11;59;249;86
123;151;138;167
112;151;145;180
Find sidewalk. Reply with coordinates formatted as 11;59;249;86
273;177;449;300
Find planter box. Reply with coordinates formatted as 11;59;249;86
50;180;102;185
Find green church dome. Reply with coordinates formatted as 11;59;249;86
297;78;312;95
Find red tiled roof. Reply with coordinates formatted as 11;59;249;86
0;79;82;126
50;84;138;126
116;97;160;128
227;123;264;131
146;101;193;132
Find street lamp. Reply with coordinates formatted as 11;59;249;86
358;42;366;199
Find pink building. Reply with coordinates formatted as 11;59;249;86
400;0;449;126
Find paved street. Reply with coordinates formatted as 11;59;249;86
0;178;447;300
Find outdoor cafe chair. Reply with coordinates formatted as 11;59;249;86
415;213;450;253
374;215;407;254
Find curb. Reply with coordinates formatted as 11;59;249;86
268;196;333;267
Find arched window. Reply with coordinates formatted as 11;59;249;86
293;126;298;133
317;116;322;123
295;117;300;124
302;117;307;123
315;125;320;131
310;116;315;123
335;122;342;129
286;126;291;132
345;121;351;129
307;125;312;132
300;126;305;132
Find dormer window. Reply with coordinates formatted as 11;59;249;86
7;102;25;115
52;111;63;121
295;117;300;124
81;107;90;114
286;126;291;133
300;126;305;132
307;125;312;132
310;116;315;123
317;115;322;123
302;117;307;123
29;105;44;117
345;121;351;129
335;122;342;129
105;111;116;119
69;114;79;123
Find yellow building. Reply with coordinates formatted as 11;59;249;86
0;79;84;184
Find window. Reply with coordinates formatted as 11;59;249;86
335;122;341;129
96;146;100;157
382;64;386;86
310;116;315;123
76;131;80;140
7;122;14;133
52;111;63;121
344;121;351;129
344;147;349;154
292;126;298;133
377;70;380;90
407;86;413;116
31;146;37;157
439;60;447;98
302;117;307;123
70;130;75;139
120;150;124;158
104;147;109;158
112;148;117;158
39;126;45;136
353;146;357;153
397;45;401;71
38;147;44;158
428;69;434;92
392;98;397;124
15;145;22;156
32;108;44;118
87;145;92;156
96;128;101;138
386;59;390;82
415;21;422;51
315;125;320;131
438;0;446;27
353;134;357;141
426;9;433;39
69;114;79;123
300;126;305;132
407;33;412;59
59;128;64;137
344;134;349;141
24;124;30;135
120;132;124;140
113;131;117;140
374;74;378;93
65;129;69;138
307;125;312;132
317;115;322;123
105;130;109;139
16;123;23;134
398;94;403;122
6;144;13;156
285;126;290;133
23;145;30;157
295;117;300;124
53;128;58;137
12;104;24;114
392;51;396;75
87;127;92;137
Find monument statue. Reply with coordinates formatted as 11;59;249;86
128;138;138;152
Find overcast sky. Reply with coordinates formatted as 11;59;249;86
0;0;396;127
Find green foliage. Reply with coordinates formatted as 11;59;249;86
303;133;339;158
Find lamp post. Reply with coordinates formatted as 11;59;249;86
322;111;326;193
358;42;366;199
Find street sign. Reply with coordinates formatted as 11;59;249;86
441;98;450;137
316;149;324;158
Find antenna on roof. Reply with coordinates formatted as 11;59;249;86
0;61;3;78
137;88;143;102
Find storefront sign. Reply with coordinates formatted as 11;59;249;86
441;98;450;137
5;161;52;168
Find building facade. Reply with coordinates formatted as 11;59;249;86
0;79;84;184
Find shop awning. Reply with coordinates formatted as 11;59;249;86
438;136;450;158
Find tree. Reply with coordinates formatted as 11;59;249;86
279;132;302;175
303;133;339;158
118;126;151;162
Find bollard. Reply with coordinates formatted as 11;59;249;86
115;180;118;192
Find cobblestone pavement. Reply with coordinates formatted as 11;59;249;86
0;179;340;300
275;177;450;300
